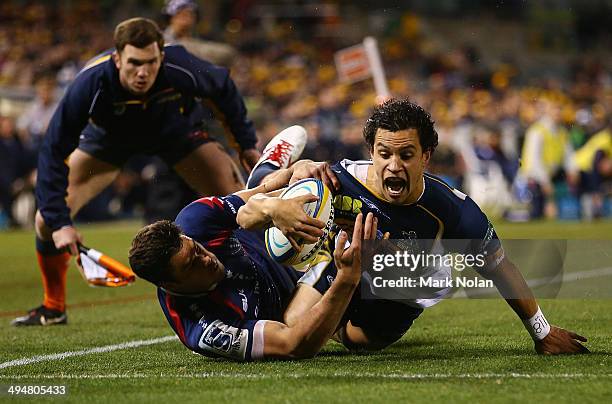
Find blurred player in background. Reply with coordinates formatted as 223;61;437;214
12;17;260;326
162;0;236;67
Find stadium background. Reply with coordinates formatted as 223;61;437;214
1;0;611;227
0;2;611;402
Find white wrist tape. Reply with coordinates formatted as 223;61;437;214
522;306;551;340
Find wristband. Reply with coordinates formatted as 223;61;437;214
522;306;551;340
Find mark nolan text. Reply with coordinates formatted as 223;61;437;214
372;276;494;288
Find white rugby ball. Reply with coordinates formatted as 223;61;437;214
265;178;334;268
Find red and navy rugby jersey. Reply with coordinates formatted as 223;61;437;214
158;194;299;361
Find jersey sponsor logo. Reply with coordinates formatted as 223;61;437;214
225;198;238;215
198;319;249;359
332;194;390;221
333;194;363;214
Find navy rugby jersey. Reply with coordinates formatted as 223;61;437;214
37;44;256;231
158;194;299;361
330;159;501;259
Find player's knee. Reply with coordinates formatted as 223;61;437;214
339;325;401;352
343;336;398;352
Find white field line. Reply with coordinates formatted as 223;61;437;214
0;372;610;380
1;268;611;372
454;266;612;298
0;335;177;370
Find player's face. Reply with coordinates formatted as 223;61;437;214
163;236;225;294
370;128;431;204
113;43;163;96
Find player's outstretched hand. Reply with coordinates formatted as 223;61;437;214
289;160;340;191
52;225;83;256
535;326;589;355
334;212;377;285
272;194;326;251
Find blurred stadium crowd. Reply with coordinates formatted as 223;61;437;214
1;0;611;229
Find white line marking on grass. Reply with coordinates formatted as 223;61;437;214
0;372;610;380
0;335;178;370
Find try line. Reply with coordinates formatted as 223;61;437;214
0;335;177;370
1;373;610;380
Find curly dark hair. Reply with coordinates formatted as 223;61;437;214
128;220;183;286
363;98;439;154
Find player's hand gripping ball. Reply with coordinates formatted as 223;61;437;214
265;178;334;268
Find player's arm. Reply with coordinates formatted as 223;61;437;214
236;192;325;250
187;52;259;170
262;213;375;359
36;72;96;253
458;198;588;354
483;252;589;354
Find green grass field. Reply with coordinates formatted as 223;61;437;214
0;220;611;403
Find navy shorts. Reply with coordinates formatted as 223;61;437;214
78;122;215;167
300;263;423;341
345;290;423;342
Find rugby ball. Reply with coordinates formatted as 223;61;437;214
265;178;334;268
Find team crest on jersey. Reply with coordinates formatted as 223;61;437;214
198;319;249;359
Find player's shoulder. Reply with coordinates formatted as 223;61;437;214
176;196;224;226
175;195;242;240
163;44;226;86
423;173;468;202
77;49;114;81
420;173;492;237
420;173;473;217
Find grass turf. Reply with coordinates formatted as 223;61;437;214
0;220;610;403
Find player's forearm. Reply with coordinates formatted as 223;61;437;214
489;257;538;319
36;146;73;231
271;275;358;359
236;193;278;229
206;67;257;151
258;166;293;191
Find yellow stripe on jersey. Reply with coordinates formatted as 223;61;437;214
82;54;112;72
424;173;454;192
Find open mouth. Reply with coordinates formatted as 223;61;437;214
384;177;407;198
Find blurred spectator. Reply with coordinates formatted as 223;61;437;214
162;0;236;66
0;116;35;227
16;75;59;155
517;100;579;219
0;1;611;225
465;123;517;218
574;127;612;219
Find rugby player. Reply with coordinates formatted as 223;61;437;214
127;175;376;361
13;17;260;326
255;99;589;355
